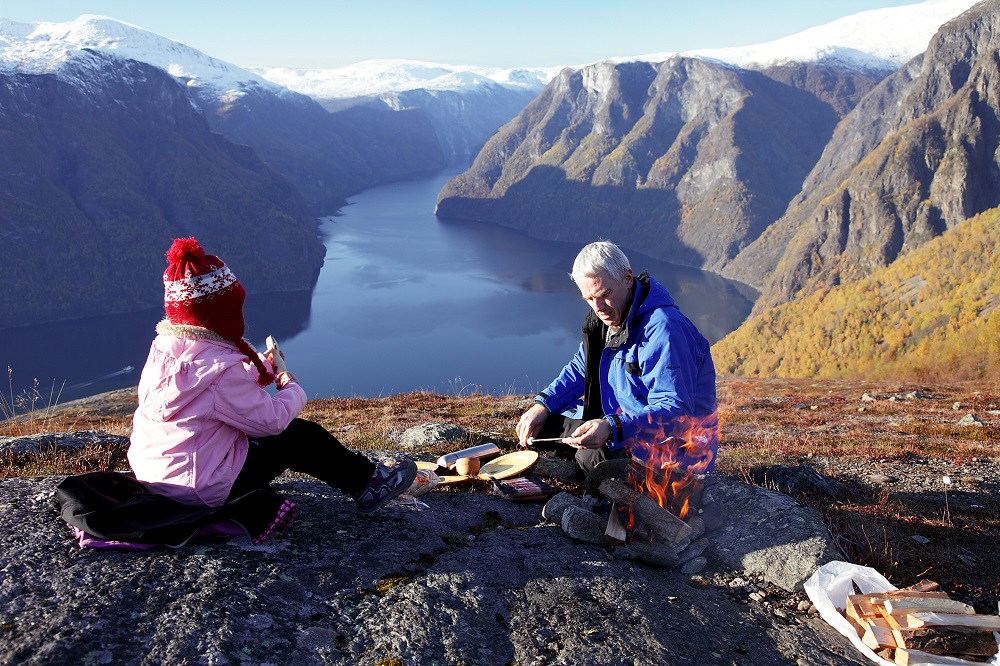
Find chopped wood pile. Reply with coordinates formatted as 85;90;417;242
842;580;1000;664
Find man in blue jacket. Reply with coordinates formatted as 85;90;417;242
516;241;718;475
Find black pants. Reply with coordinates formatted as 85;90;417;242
535;413;630;475
227;418;376;501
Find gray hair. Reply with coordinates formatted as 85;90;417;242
571;241;631;283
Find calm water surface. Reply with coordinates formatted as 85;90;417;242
2;168;755;405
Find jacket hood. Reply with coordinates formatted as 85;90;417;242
140;321;249;420
631;272;676;322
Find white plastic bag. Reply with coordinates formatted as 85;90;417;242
803;560;897;666
804;560;999;666
406;469;440;497
387;469;441;511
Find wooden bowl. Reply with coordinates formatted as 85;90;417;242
454;457;481;476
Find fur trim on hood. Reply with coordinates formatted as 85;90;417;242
156;319;238;346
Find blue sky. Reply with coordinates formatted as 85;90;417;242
0;0;927;69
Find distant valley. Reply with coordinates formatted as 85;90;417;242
435;0;999;381
2;1;997;383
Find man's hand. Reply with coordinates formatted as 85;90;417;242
516;403;549;448
564;418;611;450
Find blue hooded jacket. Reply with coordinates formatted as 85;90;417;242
536;272;718;471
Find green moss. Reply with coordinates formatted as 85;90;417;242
370;572;414;596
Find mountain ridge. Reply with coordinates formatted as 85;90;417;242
434;56;850;273
0;52;325;329
725;0;1000;312
0;15;447;212
433;0;996;383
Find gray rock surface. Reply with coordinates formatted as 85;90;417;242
1;473;863;665
541;491;593;524
396;422;468;450
0;431;129;456
705;476;844;592
957;413;984;427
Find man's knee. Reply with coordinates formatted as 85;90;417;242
574;446;628;475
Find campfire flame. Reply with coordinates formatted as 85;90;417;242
627;411;717;522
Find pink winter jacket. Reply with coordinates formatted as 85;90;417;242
128;321;308;507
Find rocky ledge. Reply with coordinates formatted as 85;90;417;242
0;458;869;666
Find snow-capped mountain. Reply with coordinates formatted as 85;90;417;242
2;1;977;167
249;0;979;105
252;61;561;162
252;60;560;101
0;13;446;211
676;0;980;71
0;14;285;98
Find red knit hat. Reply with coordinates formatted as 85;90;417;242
162;237;274;386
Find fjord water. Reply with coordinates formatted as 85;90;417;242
2;168;755;405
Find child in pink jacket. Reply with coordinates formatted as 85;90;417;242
128;237;415;513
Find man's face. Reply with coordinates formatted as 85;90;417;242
576;270;633;328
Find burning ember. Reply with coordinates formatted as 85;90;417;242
549;412;719;571
592;413;718;569
625;411;717;521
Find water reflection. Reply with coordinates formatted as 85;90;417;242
1;167;756;407
1;291;313;407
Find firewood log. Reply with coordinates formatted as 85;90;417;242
884;597;975;616
620;540;681;568
894;647;994;665
605;502;628;546
892;626;998;657
598;479;693;543
902;613;1000;630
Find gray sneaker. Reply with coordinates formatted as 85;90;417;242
354;460;418;514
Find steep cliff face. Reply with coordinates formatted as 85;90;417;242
436;58;846;272
757;62;889;117
725;0;1000;312
197;87;446;214
0;15;448;218
0;53;325;329
326;85;542;165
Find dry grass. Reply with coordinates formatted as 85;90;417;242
3;377;998;609
715;377;1000;610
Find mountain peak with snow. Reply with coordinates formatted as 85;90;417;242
250;60;563;101
251;0;981;103
0;14;285;97
0;0;984;105
638;0;982;72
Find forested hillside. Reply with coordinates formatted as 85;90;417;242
725;0;1000;314
712;207;1000;381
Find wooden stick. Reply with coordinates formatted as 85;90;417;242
860;591;950;604
598;478;692;543
847;595;884;621
605;502;628;546
878;605;904;631
903;612;1000;630
887;580;941;595
884;597;975;616
861;621;896;650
